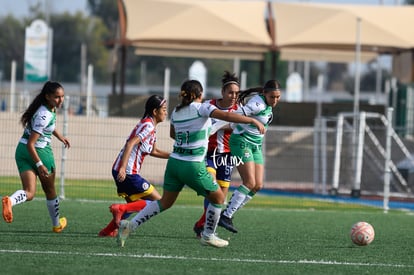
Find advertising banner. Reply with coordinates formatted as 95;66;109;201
24;19;52;82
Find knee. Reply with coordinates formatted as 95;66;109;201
207;190;225;204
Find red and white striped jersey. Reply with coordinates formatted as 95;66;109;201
207;99;238;153
112;117;156;174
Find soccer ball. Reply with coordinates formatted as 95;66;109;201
350;221;375;246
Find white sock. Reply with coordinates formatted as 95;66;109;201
130;200;161;231
203;203;222;236
223;185;250;218
238;194;254;210
9;190;27;206
46;197;60;227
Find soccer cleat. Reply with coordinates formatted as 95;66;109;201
98;228;118;237
53;217;67;233
193;223;203;239
218;214;238;233
117;220;132;247
2;196;13;223
200;232;229;248
110;204;125;226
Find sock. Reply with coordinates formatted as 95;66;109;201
9;190;27;206
223;185;250;218
46;197;60;227
238;191;255;210
123;200;148;213
130;200;161;231
101;219;117;233
203;203;222;236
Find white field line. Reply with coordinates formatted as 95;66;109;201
0;249;412;269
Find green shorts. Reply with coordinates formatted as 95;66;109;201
15;143;55;174
229;134;263;164
163;157;219;197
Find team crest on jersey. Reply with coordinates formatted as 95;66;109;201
142;182;150;190
243;150;251;159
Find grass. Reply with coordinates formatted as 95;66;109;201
0;187;414;275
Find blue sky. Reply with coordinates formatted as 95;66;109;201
0;0;405;17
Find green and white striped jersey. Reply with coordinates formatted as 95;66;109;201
19;105;56;148
170;101;217;162
232;94;273;146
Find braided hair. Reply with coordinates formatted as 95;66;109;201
175;80;203;112
237;80;281;105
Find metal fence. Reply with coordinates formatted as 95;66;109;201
1;93;414;205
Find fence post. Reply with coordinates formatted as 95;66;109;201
383;107;393;213
313;117;320;193
331;113;344;195
59;95;69;199
352;112;366;198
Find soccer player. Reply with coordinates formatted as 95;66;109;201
218;80;282;233
98;95;170;237
192;71;240;238
2;81;70;232
116;79;265;248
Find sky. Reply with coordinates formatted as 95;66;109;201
0;0;405;17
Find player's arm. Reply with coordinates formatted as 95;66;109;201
210;109;265;134
27;131;49;177
53;130;70;148
150;143;170;159
117;136;140;182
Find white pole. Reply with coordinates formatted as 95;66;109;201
163;67;170;111
59;95;70;199
86;64;93;116
353;17;361;117
331;113;344;193
352;17;362;197
240;71;247;90
233;57;240;77
353;111;366;196
80;43;87;94
10;60;16;112
321;117;327;195
383;107;393;213
313;117;320;193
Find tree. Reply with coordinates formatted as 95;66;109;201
87;0;119;41
0;16;25;79
50;12;109;82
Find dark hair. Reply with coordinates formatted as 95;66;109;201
20;81;63;127
237;79;281;105
175;80;203;111
221;71;240;90
142;94;166;118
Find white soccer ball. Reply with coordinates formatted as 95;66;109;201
350;221;375;246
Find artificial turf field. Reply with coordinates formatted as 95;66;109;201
1;188;413;275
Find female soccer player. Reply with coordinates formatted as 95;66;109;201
192;71;240;238
98;95;170;237
117;79;265;248
218;80;282;233
2;81;70;232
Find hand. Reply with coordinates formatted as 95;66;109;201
38;165;49;178
117;170;126;182
62;137;71;148
252;119;266;134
